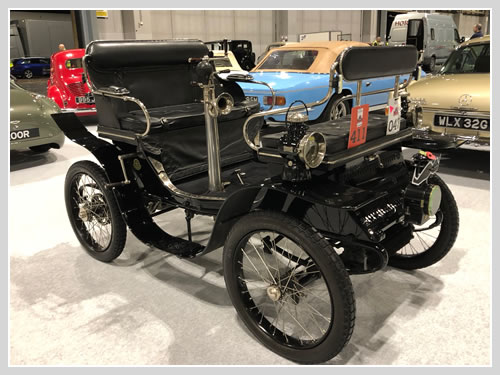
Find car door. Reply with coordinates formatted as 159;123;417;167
407;19;424;51
29;58;42;75
39;58;50;75
18;59;31;75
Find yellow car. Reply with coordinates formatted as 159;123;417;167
407;35;490;149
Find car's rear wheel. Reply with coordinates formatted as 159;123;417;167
424;56;436;73
320;94;351;122
23;69;33;79
65;161;127;262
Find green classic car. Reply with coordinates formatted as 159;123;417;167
10;76;65;152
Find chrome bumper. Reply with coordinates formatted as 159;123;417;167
61;108;97;116
412;127;490;147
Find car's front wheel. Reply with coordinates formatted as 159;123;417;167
223;211;355;364
389;175;459;270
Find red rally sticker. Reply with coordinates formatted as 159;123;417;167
348;104;369;149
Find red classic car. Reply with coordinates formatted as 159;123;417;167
47;49;96;118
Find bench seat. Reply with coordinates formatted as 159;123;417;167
119;100;259;133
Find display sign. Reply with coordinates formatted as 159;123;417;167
386;97;401;135
348;104;369;149
96;10;108;19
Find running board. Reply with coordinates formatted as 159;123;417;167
132;220;204;257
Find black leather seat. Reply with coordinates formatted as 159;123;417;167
84;39;262;180
261;114;407;153
119;103;205;132
119;101;259;133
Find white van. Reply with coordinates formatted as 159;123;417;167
388;13;461;72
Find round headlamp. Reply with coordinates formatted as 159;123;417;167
298;132;326;168
424;184;442;216
287;111;309;123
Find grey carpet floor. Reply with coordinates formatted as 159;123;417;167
9;138;491;365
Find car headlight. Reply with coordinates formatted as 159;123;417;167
412;105;423;128
298;132;326;168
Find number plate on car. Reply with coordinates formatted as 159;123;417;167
246;96;258;102
75;95;95;104
10;128;40;141
433;115;490;131
386;97;401;135
348;104;369;149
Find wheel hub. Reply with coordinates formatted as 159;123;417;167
266;285;282;302
78;204;91;222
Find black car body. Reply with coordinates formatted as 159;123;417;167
52;40;459;365
205;39;256;71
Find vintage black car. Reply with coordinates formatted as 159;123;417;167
205;39;256;71
52;40;459;364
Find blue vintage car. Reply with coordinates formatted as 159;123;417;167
10;57;51;79
238;41;421;122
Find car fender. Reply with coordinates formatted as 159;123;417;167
47;85;64;108
202;186;314;253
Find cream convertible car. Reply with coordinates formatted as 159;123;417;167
406;36;490;149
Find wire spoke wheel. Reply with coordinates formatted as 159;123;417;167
389;175;459;270
397;212;442;257
237;231;332;347
224;211;355;364
64;161;126;262
70;173;112;251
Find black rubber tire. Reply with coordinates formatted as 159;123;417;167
424;56;436;73
64;161;127;262
23;69;33;79
29;144;51;153
389;175;459;270
429;56;436;72
223;210;355;364
319;94;351;122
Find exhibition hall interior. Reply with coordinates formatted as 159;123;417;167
9;9;491;365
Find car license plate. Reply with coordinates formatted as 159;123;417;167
76;95;95;104
434;115;490;131
246;96;258;103
348;104;369;149
386;97;401;135
10;128;40;141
